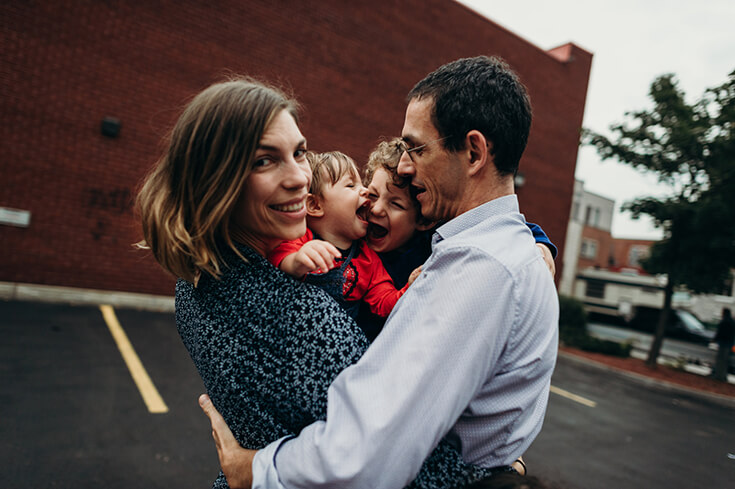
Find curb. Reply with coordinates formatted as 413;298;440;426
558;350;735;406
0;281;174;312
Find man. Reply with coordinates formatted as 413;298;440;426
200;55;559;488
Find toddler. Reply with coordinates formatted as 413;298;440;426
268;151;416;319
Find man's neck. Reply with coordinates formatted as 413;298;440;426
455;174;515;218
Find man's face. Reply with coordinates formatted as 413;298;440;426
397;98;464;223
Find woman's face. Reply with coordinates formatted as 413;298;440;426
365;168;420;253
232;109;311;255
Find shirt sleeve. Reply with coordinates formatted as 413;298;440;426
526;221;557;258
254;244;517;489
267;230;312;268
360;246;407;318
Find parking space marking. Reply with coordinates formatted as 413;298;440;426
550;385;597;408
99;305;169;413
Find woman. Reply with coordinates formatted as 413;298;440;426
137;78;508;488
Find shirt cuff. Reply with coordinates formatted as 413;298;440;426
252;436;294;489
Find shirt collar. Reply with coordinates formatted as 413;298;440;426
432;194;520;247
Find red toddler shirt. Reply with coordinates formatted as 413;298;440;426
268;229;408;318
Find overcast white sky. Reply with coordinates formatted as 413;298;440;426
457;0;735;238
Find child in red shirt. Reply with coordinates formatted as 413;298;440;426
268;151;418;318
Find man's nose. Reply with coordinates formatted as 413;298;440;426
397;151;414;176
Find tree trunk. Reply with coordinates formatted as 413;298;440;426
646;279;674;367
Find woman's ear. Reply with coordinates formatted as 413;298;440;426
465;130;491;175
306;194;324;217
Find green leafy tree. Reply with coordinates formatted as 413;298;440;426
585;70;735;368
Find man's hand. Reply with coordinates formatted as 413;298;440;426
280;239;341;278
199;394;256;489
536;243;556;277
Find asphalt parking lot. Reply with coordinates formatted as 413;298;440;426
2;300;734;489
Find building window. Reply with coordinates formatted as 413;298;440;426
584;206;592;226
628;245;649;268
580;239;598;259
593;208;600;227
585;279;605;298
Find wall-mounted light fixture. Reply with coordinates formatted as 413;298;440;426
101;117;121;138
514;172;526;189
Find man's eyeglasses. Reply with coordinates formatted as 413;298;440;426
398;136;451;162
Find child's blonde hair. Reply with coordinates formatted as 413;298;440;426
307;151;361;197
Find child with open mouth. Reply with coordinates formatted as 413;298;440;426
357;138;558;341
268;151;418;319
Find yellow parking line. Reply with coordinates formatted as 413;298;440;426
550;385;597;408
99;305;169;413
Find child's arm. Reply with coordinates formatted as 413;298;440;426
526;221;557;277
280;240;341;278
359;248;417;318
267;230;340;279
527;222;557;257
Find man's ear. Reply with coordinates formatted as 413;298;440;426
415;219;436;232
465;130;491;176
306;194;324;217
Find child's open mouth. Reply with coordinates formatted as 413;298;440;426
368;222;388;239
356;204;369;225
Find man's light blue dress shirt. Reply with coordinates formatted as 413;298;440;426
253;195;559;489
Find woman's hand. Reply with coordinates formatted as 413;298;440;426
536;243;556;277
280;239;341;278
199;394;256;489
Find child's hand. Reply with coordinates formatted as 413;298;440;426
407;266;422;287
280;240;341;278
536;243;556;277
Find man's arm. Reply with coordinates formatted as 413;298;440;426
258;246;518;488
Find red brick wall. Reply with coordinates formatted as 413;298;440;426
611;239;656;272
0;0;592;295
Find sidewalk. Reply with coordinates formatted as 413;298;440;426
560;346;735;401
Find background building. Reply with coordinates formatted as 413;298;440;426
1;0;592;297
561;180;735;323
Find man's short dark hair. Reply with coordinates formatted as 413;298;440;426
407;56;532;176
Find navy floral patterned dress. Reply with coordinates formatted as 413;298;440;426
176;244;503;488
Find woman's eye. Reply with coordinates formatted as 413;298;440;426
254;157;273;168
368;192;378;201
391;201;405;210
294;148;307;158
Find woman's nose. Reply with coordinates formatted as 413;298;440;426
283;158;311;189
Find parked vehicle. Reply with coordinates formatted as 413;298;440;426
572;268;666;323
629;307;715;344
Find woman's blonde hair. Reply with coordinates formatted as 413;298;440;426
136;78;298;284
